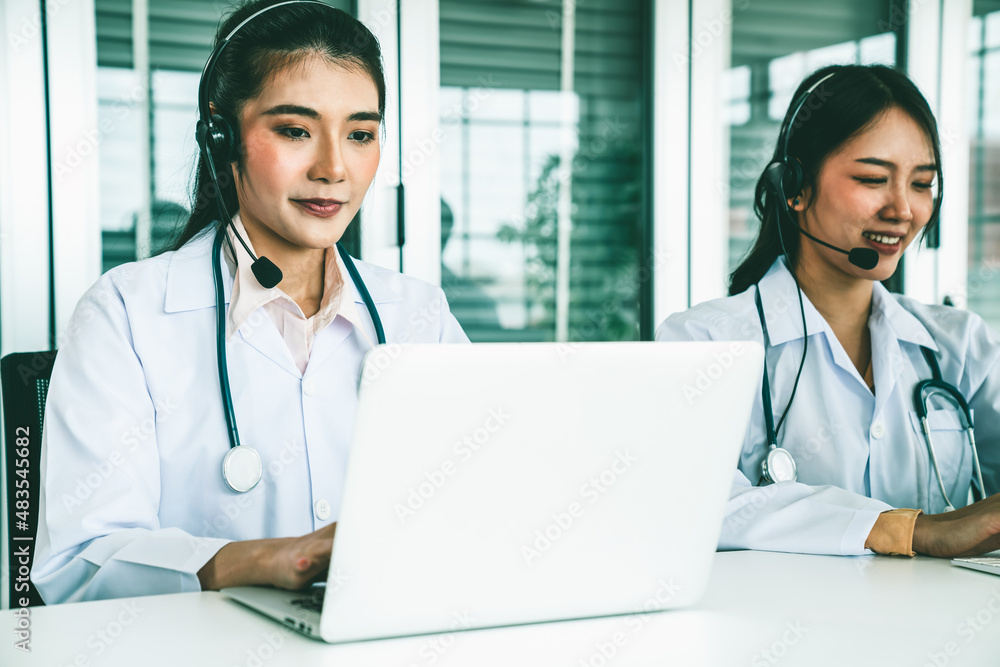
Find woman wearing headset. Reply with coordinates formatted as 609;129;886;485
657;64;1000;558
33;0;467;603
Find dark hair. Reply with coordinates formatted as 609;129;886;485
168;0;386;251
728;64;944;296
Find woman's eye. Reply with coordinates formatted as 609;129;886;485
913;181;935;190
854;177;887;185
350;130;375;144
277;127;309;140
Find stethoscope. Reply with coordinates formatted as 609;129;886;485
912;347;985;510
212;224;386;492
754;285;985;511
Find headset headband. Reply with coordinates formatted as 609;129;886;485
197;0;331;125
777;71;836;163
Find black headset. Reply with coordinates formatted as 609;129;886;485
763;72;833;211
194;0;333;289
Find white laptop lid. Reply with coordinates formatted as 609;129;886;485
322;341;762;643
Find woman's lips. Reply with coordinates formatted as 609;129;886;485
293;199;344;217
861;235;902;255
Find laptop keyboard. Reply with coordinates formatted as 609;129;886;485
290;587;326;613
953;556;1000;574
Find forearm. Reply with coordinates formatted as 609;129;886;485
197;539;276;591
905;496;1000;558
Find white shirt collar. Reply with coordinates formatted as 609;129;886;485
223;214;374;349
755;256;937;351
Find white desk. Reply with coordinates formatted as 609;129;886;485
4;551;999;666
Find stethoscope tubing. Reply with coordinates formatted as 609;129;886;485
914;383;984;510
212;223;386;491
213;227;243;451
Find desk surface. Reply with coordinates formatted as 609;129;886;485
4;551;1000;666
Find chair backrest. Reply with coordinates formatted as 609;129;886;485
1;351;57;608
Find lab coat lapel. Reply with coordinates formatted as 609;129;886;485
300;254;401;373
869;312;904;417
756;258;828;346
235;314;302;379
165;228;301;378
869;282;938;416
164;229;225;313
759;259;876;392
307;320;357;375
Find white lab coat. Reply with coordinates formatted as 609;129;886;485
656;257;1000;555
32;228;469;603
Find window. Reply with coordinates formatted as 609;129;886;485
439;0;651;342
966;2;1000;328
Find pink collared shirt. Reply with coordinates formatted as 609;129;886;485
224;214;373;374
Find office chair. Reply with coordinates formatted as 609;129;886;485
1;351;56;608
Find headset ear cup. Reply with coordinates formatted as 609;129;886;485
208;113;237;168
781;158;803;201
764;161;786;197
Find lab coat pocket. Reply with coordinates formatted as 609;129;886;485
907;407;973;501
907;407;967;433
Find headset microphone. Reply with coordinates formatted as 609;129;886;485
794;226;879;270
763;162;879;272
250;257;283;289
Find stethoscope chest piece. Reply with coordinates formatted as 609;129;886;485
761;447;797;485
223;446;263;493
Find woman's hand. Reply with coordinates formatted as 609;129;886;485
266;522;338;590
197;522;337;591
913;494;1000;558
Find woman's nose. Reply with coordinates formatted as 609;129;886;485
882;181;913;222
308;137;347;183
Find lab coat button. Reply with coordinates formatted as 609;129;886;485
870;421;885;439
315;499;330;520
303;379;317;396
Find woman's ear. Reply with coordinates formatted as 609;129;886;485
789;187;812;211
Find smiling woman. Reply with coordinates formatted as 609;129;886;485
31;0;469;604
792;106;937;286
657;64;1000;561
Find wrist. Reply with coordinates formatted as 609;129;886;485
197;544;225;591
912;512;938;556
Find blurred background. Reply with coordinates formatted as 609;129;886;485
1;0;998;353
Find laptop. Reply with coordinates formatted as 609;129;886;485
224;341;763;643
952;556;1000;576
